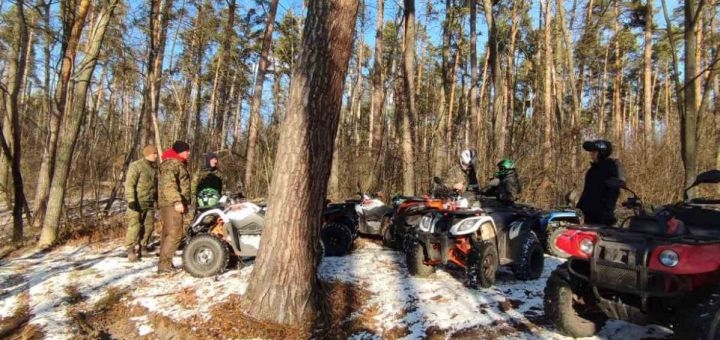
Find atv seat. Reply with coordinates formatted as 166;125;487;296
675;208;720;238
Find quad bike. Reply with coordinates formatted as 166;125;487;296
182;195;324;278
405;196;545;289
544;170;720;339
538;209;580;257
321;198;360;256
381;178;463;250
354;192;394;236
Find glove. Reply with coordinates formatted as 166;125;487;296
174;202;185;213
128;201;141;211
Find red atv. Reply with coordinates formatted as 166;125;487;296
544;170;720;338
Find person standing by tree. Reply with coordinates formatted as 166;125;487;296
577;140;625;225
157;141;191;274
124;145;159;262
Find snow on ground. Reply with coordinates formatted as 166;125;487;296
0;239;672;339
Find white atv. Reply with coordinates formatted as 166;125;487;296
355;193;394;236
182;195;324;278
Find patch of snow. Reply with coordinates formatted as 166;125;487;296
0;238;673;339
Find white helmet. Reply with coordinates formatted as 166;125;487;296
459;149;477;170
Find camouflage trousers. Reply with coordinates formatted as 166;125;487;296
125;209;155;248
158;206;184;271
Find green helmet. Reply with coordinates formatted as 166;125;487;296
495;159;515;177
197;187;221;208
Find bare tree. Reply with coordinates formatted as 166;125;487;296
401;0;417;194
245;0;280;197
240;0;358;325
38;0;121;247
1;1;30;241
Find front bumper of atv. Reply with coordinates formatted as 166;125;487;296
414;232;459;267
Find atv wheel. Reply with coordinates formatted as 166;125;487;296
514;232;544;280
182;235;229;278
381;217;400;250
406;242;435;277
321;222;353;256
544;264;607;337
547;224;571;258
675;290;720;340
466;239;498;289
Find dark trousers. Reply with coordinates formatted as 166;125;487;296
158;206;184;271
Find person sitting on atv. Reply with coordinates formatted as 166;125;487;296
576;139;625;225
481;159;522;205
192;152;228;210
447;149;481;194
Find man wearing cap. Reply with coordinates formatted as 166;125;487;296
577;139;625;225
157;141;191;273
124;144;159;262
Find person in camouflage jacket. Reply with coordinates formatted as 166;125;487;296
124;145;159;262
157;141;191;274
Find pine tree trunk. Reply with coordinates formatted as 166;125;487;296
240;0;358;325
643;0;654;145
541;0;553;170
245;0;280;197
401;0;417;194
38;0;120;248
682;0;700;193
469;0;478;149
366;0;386;192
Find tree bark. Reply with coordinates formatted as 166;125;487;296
642;0;654;145
401;0;417;195
365;0;386;191
2;1;30;242
682;0;701;194
32;0;92;231
38;0;120;247
541;0;553;170
245;0;280;197
240;0;358;325
469;0;478;149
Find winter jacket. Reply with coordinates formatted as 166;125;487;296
192;167;225;199
158;149;191;208
124;159;158;210
446;164;480;193
577;158;624;225
482;170;521;204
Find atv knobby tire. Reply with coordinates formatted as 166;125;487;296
321;222;353;256
381;216;400;250
675;290;720;340
547;224;571;258
182;235;229;278
544;264;607;337
406;242;435;277
466;239;498;289
514;232;544;280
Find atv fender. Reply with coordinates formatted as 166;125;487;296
188;208;230;232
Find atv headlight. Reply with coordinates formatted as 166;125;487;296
453;218;479;234
658;249;679;267
579;238;594;255
418;214;434;232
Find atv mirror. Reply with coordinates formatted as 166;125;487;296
694;170;720;185
433;176;443;185
684;169;720;200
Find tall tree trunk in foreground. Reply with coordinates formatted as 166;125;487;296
642;0;653;145
241;0;359;325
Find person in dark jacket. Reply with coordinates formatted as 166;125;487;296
482;158;522;204
576;139;625;225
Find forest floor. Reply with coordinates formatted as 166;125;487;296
0;234;674;340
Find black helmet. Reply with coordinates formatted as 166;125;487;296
582;140;612;159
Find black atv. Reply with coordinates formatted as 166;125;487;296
544;170;720;338
321;198;360;257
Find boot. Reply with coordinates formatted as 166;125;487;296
127;246;139;262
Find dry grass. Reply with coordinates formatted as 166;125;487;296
0;291;43;340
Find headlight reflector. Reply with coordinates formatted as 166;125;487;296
579;238;594;255
658;249;679;267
